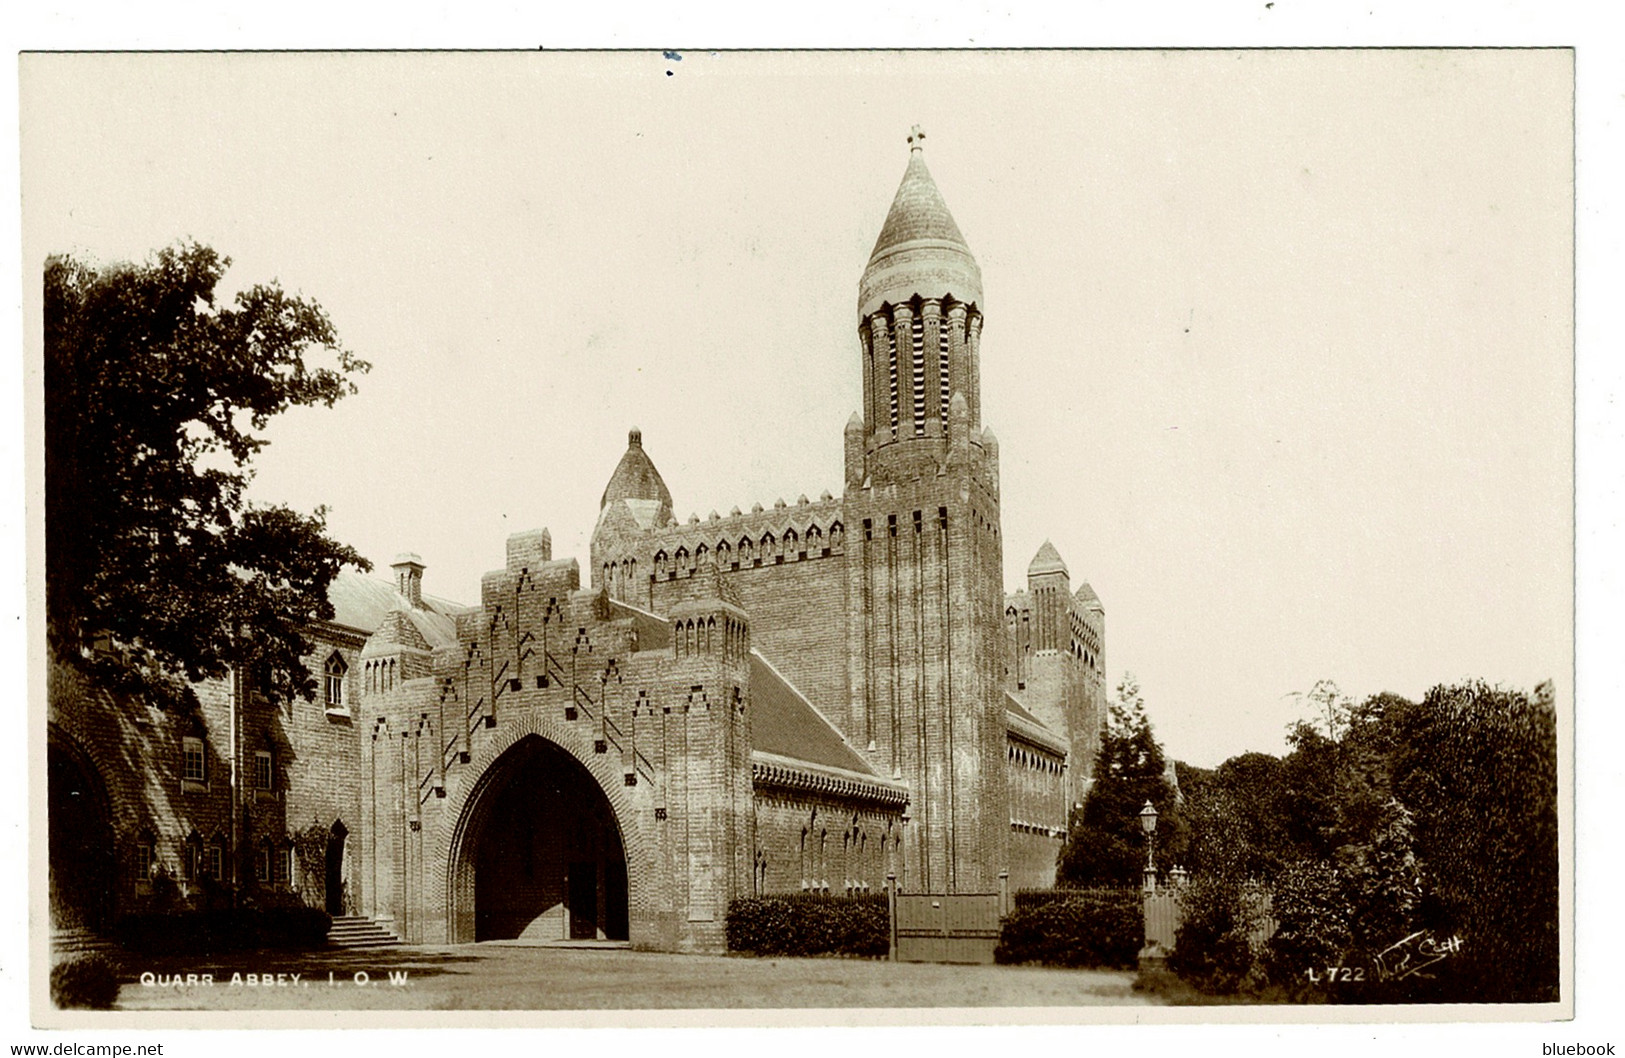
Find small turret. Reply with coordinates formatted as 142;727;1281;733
845;411;866;487
598;427;675;528
1028;539;1069;579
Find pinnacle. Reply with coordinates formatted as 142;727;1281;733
867;142;971;264
1028;539;1069;578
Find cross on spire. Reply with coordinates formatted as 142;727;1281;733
908;124;925;151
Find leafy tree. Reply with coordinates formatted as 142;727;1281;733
1057;673;1182;886
1181;751;1301;880
45;242;371;705
1175;679;1559;1003
1385;681;1559;1003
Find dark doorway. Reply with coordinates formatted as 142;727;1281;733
325;821;348;915
48;733;115;932
458;736;629;942
568;863;597;939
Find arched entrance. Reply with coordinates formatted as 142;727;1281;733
449;735;628;943
47;730;115;932
325;820;348;915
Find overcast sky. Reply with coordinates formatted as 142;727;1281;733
22;49;1572;768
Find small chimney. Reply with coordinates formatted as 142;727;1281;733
392;553;425;609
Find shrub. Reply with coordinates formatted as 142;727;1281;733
995;888;1141;969
115;907;330;955
725;893;888;958
1167;875;1265;995
51;955;121;1010
1264;860;1355;997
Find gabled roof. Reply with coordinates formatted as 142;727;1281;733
326;571;465;647
1004;691;1069;756
749;651;878;777
609;598;880;779
609;599;673;651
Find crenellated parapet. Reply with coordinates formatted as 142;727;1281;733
594;492;848;598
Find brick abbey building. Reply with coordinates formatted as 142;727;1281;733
47;135;1108;953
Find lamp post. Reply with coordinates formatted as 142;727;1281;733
1139;800;1159;891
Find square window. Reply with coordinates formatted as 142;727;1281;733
254;750;273;791
182;737;206;784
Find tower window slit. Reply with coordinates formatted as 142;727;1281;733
911;316;926;435
940;324;951;428
887;329;899;435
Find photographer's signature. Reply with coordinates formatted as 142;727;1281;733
1305;931;1463;984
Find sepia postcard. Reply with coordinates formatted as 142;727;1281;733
17;43;1589;1046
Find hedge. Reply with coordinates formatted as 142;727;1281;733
726;893;888;958
51;955;121;1009
114;907;331;956
995;888;1142;969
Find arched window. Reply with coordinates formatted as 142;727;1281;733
324;652;348;708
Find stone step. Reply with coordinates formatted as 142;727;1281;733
51;927;121;962
327;916;402;948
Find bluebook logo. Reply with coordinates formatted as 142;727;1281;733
1543;1046;1615;1055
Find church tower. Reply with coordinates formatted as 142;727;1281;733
844;129;1007;892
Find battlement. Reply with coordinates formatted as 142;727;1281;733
593;493;849;592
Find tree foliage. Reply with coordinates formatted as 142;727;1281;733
45;242;371;704
1177;679;1559;1003
1057;673;1182;886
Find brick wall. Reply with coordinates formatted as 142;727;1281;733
47;627;365;924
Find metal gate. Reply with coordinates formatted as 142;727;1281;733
890;892;1003;964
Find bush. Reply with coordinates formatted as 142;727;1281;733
995;888;1141;969
1263;860;1355;997
1167;875;1265;995
51;955;121;1010
725;894;888;958
115;907;330;956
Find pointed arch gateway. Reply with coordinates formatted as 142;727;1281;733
446;734;630;943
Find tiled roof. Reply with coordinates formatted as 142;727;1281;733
610;599;876;778
600;427;674;517
750;651;879;778
325;571;465;648
1005;691;1069;756
869;146;971;262
1028;539;1069;577
609;599;672;651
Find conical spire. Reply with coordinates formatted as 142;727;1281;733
859;127;982;318
599;426;674;519
867;131;971;264
1028;539;1069;578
